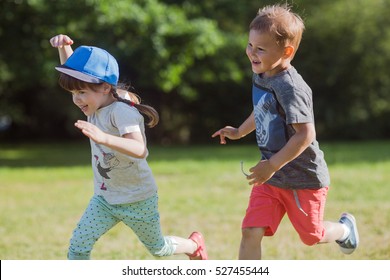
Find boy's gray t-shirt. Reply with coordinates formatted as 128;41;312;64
252;67;330;189
88;101;157;204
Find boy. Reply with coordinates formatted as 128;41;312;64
212;4;358;259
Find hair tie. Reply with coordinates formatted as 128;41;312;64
130;101;135;106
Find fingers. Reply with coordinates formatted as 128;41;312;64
211;129;226;144
50;34;74;48
211;131;220;138
74;120;87;130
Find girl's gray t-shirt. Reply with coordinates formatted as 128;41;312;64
252;67;330;189
88;101;157;204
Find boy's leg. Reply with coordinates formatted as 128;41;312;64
240;184;285;260
286;188;359;253
68;195;118;260
335;213;359;254
285;188;328;246
320;220;345;243
321;213;359;254
239;227;265;260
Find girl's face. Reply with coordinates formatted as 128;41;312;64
246;29;290;77
71;84;113;116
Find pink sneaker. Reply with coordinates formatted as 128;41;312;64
186;232;208;260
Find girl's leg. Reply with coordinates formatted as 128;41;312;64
239;227;265;260
169;236;197;255
119;194;173;256
68;195;118;260
120;194;205;259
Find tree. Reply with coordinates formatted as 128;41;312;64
296;0;390;139
1;0;389;143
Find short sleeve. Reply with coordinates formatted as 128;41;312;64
111;102;142;136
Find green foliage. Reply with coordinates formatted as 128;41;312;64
297;0;390;139
0;0;389;143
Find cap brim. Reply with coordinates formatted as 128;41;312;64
55;65;104;84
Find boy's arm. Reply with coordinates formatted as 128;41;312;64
248;122;316;185
212;111;255;144
269;122;316;170
238;111;256;138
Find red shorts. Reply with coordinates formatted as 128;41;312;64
242;183;328;245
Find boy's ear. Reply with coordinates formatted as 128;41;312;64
283;46;294;58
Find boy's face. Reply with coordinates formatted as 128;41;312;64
246;29;289;77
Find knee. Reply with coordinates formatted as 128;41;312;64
241;227;265;243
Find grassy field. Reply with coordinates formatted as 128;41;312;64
1;140;389;260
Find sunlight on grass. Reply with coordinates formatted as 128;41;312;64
1;141;389;260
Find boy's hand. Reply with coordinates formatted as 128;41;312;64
50;34;74;48
247;160;276;185
211;126;240;144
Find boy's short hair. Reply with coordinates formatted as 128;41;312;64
249;4;305;53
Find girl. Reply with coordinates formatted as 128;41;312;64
50;34;207;260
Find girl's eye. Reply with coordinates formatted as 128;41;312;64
71;90;84;96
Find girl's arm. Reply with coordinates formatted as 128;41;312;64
49;34;74;64
74;120;147;158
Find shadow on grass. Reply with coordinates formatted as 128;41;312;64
0;140;389;168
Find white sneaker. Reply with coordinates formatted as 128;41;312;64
336;213;359;254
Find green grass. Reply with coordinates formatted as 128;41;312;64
1;141;389;260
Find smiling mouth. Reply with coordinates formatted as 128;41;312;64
80;105;88;112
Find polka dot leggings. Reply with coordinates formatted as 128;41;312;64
68;194;176;259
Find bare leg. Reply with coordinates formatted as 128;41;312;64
239;227;265;260
169;236;198;255
319;221;345;243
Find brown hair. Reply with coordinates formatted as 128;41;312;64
250;4;305;56
58;73;159;127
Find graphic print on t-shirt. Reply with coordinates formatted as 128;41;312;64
252;84;287;155
94;143;134;190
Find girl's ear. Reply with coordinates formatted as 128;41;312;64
283;46;294;58
102;83;112;94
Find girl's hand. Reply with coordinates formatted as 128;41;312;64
211;126;240;144
49;34;74;48
75;120;107;144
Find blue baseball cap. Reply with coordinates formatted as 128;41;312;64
55;45;119;86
